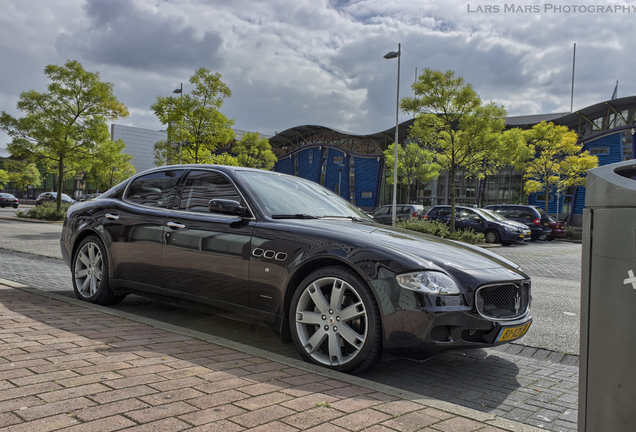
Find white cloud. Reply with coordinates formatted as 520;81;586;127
1;0;634;155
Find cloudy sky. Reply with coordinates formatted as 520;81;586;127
1;0;634;156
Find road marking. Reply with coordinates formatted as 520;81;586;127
563;312;576;316
623;270;636;289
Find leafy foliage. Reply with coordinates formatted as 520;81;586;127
0;169;9;188
0;60;129;211
523;121;598;211
86;139;136;192
4;159;42;191
152;67;235;165
383;142;440;199
233;132;278;170
401;69;511;232
397;218;486;244
16;202;72;221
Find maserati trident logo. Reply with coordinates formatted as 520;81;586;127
514;292;522;313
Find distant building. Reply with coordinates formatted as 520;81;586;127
269;96;636;226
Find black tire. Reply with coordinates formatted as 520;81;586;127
289;266;382;373
72;235;126;305
484;230;500;244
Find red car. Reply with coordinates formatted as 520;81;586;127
547;217;566;240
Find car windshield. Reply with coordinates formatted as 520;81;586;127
536;207;549;218
474;208;499;222
236;170;373;221
479;208;505;222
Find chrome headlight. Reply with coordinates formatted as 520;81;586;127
504;226;520;233
396;271;461;295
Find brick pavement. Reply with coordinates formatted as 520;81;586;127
0;281;545;432
0;247;581;431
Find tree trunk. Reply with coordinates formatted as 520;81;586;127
450;168;456;233
56;156;64;213
544;181;550;213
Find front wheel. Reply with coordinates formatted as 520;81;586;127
289;266;382;373
72;235;126;305
484;230;500;244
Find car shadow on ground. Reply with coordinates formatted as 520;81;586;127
49;291;523;418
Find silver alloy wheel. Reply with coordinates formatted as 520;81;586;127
294;276;368;367
74;242;104;298
485;231;498;243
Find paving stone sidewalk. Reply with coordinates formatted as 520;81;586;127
0;281;544;432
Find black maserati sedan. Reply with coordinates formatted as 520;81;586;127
61;165;532;373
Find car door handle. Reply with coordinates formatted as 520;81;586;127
167;222;185;229
105;213;120;220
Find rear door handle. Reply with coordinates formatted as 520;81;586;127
167;221;185;229
105;213;120;220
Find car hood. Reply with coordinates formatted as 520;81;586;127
278;219;522;273
365;225;522;271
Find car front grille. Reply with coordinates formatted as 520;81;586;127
475;282;530;320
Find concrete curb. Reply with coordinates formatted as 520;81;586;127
0;276;544;432
0;214;63;224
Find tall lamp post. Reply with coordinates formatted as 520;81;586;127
172;84;183;164
384;44;401;226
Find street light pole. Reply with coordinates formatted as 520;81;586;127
173;84;183;164
384;43;401;226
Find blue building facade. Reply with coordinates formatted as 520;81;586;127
269;97;636;225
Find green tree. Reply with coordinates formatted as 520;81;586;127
0;169;8;188
0;60;129;211
523;121;598;212
4;160;41;195
86;139;136;192
401;68;510;232
233;132;277;170
383;142;440;203
151;67;235;165
210;152;239;166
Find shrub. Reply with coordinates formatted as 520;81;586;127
397;218;486;245
564;224;582;240
16;202;72;221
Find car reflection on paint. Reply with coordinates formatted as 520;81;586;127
61;165;532;373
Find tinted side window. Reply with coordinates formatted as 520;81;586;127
516;208;536;220
374;206;390;216
179;170;243;213
126;170;185;208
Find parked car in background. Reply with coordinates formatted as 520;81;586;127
547;217;566;241
484;204;552;241
479;208;532;241
35;192;75;206
0;193;19;208
61;165;532;373
423;205;527;245
371;204;424;225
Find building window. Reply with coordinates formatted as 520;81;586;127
361;191;373;198
308;151;313;164
333;157;343;163
589;147;609;155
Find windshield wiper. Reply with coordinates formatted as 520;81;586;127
271;214;320;219
322;215;369;222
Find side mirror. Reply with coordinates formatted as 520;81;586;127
208;199;248;217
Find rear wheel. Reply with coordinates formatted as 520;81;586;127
72;235;126;305
484;230;500;244
290;266;382;373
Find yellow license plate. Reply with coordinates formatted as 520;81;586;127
497;321;532;342
519;234;524;238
